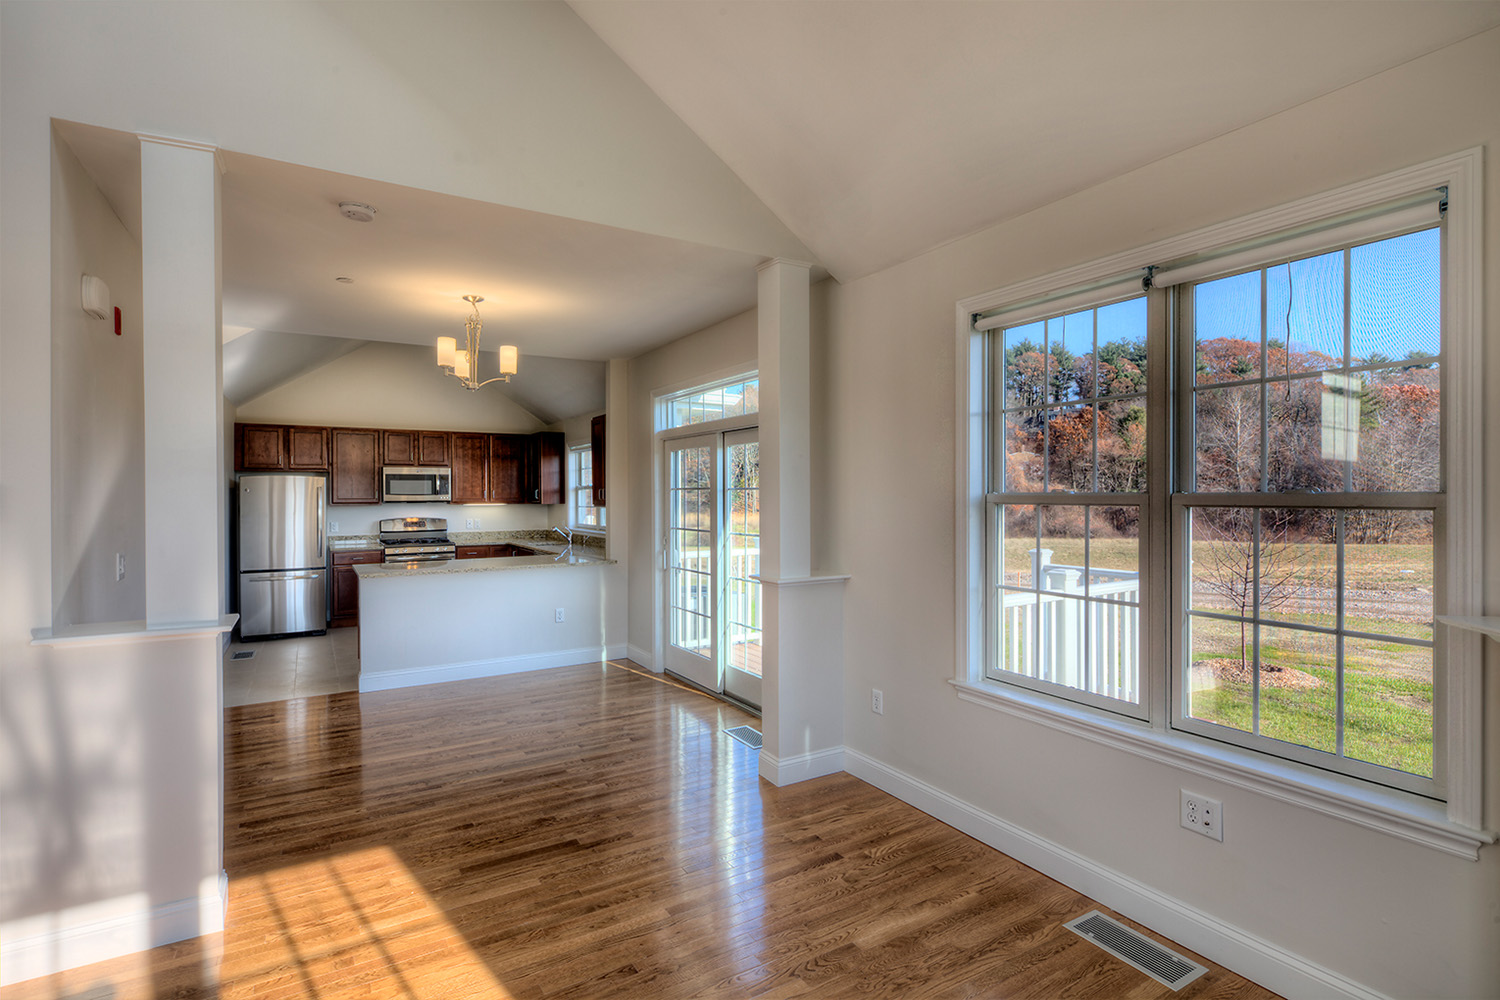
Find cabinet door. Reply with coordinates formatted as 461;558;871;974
330;428;381;504
535;431;565;505
489;434;528;503
450;433;489;503
382;430;417;467
238;424;286;471
416;431;450;467
590;414;606;507
330;549;381;625
455;545;491;560
287;426;329;470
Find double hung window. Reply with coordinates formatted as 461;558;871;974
960;153;1482;825
569;444;604;530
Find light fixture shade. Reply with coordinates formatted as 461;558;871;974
499;344;518;376
436;336;456;369
453;349;471;380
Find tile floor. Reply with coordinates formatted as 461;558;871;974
222;628;359;707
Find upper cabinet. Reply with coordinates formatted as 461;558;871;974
450;432;489;504
236;423;328;472
287;426;329;470
489;434;529;504
330;428;381;504
235;422;561;506
381;429;418;467
590;414;606;507
534;432;564;505
416;431;450;467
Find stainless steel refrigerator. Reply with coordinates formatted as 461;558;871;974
237;473;327;639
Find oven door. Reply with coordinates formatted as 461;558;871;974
382;466;451;502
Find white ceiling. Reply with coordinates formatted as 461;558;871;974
571;0;1500;281
54;2;1500;415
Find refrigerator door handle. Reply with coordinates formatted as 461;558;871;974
243;571;324;582
316;484;326;558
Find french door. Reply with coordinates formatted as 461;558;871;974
662;429;761;709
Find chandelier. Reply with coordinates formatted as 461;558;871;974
436;295;518;389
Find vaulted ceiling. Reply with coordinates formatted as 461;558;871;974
55;1;1500;416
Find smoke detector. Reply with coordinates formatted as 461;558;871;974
338;201;377;223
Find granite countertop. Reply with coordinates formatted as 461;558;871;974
353;548;613;579
327;531;605;557
328;535;380;551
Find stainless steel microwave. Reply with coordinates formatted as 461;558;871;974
381;466;451;502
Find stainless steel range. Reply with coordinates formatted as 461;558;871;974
378;517;456;563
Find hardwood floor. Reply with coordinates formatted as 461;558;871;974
5;661;1280;999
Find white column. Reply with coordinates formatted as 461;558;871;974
756;259;812;581
756;259;846;785
604;358;629;654
140;136;223;625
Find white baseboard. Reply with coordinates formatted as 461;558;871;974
0;876;226;987
758;746;845;786
625;644;655;669
842;748;1389;1000
359;644;628;693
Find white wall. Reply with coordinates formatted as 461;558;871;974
49;130;146;628
625;307;758;663
821;28;1500;999
235;340;546;433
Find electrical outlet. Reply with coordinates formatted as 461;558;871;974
465;518;475;530
115;553;125;582
555;607;565;623
328;520;339;533
1181;790;1224;841
871;688;884;715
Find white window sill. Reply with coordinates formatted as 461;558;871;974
567;526;606;538
950;677;1494;860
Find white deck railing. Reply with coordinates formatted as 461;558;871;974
1000;549;1140;702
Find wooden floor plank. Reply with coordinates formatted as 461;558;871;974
3;661;1282;999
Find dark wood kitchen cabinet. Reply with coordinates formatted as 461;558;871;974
236;423;329;472
287;425;329;470
455;544;497;559
416;430;450;467
382;430;449;468
237;424;286;470
533;431;564;505
590;414;606;507
330;428;381;504
489;434;529;504
381;429;417;466
330;548;382;627
450;433;489;503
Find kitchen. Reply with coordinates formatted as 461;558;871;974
229;412;615;702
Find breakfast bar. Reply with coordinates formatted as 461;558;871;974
354;546;618;692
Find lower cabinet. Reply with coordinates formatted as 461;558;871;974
455;544;538;559
330;549;383;627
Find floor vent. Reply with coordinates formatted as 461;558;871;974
1064;911;1208;991
231;650;256;660
724;726;763;749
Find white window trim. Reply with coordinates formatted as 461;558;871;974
954;148;1488;856
567;444;605;535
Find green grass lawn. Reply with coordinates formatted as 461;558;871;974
998;533;1435;777
1189;622;1433;777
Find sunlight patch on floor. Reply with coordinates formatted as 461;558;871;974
222;846;512;998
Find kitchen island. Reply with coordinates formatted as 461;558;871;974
353;545;620;692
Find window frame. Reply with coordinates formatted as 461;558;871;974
568;443;604;533
954;149;1487;856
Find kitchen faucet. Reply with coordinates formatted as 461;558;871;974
552;526;574;545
